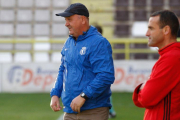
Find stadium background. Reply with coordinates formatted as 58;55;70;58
0;0;180;120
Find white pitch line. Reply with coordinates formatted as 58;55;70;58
57;113;64;120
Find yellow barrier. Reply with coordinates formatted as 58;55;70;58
0;38;180;60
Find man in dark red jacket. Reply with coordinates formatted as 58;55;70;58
133;10;180;120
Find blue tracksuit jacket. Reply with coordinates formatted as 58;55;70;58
50;26;115;113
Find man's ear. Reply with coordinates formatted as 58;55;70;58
81;16;86;24
163;25;171;35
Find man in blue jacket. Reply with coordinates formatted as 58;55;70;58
50;3;115;120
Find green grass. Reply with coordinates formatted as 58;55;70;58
0;92;144;120
110;92;145;120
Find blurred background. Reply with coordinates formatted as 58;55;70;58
0;0;180;120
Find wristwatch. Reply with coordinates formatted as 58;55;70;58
80;92;88;100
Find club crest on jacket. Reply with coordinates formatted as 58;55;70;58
80;47;86;55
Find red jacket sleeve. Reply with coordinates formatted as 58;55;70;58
132;83;144;107
133;54;180;108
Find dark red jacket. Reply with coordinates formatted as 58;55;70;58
133;42;180;120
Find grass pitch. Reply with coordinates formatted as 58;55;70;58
0;92;144;120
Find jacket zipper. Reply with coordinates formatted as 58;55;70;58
74;39;77;46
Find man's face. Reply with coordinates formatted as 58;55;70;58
146;16;164;49
65;15;82;38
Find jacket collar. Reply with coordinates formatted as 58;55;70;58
158;42;179;56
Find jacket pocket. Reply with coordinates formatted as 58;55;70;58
78;70;84;87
